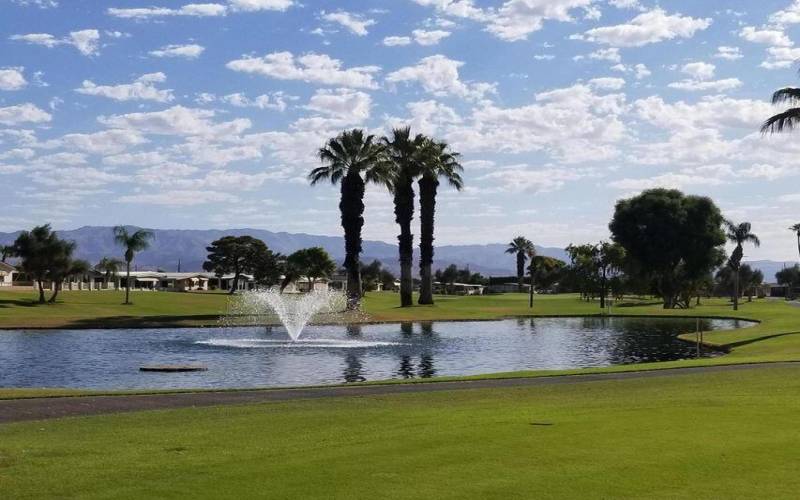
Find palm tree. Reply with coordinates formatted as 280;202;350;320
790;224;800;259
761;85;800;133
383;127;426;307
95;257;124;290
113;226;154;305
724;220;760;311
506;236;534;292
309;129;390;310
416;139;464;305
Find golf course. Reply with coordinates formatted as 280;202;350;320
1;289;800;498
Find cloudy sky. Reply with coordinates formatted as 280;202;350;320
2;0;800;260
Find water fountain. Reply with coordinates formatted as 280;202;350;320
226;289;347;341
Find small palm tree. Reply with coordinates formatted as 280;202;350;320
790;223;800;259
309;129;390;310
95;257;124;290
506;236;534;293
724;220;760;311
383;127;426;308
417;139;464;305
113;226;154;305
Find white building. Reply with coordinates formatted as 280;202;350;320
0;262;16;286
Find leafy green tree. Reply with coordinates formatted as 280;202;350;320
609;189;726;309
435;264;459;294
383;127;426;307
506;236;534;292
113;226;154;305
11;224;64;303
361;260;396;292
724;220;760;311
252;248;283;289
1;245;13;262
565;243;600;301
309;129;390;310
95;257;124;288
416;138;464;305
597;242;626;309
48;256;89;303
203;235;272;294
776;265;800;298
283;247;336;292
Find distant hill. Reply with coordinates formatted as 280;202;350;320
0;226;570;277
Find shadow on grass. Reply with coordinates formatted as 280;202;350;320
726;330;800;349
61;314;223;330
615;301;663;308
0;298;43;308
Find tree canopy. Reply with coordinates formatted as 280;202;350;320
203;236;277;294
609;189;726;309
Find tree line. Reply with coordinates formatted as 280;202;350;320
507;188;772;310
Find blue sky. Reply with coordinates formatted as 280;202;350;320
2;0;800;260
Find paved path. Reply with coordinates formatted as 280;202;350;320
1;362;797;424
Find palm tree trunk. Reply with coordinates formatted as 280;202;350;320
394;177;415;308
517;252;524;293
125;261;131;305
418;177;437;305
733;269;739;311
599;269;606;309
529;268;534;308
341;172;365;310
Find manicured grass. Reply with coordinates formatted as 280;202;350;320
2;364;799;499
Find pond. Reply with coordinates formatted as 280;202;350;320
0;317;755;390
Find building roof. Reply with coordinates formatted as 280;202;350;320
0;261;16;273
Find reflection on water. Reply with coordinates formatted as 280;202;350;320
0;317;754;390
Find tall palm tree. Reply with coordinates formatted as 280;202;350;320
417;139;463;305
95;257;124;290
790;223;800;259
383;127;426;307
724;220;760;311
506;236;534;293
309;129;390;310
113;226;154;305
761;85;800;133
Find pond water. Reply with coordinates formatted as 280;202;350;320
0;317;755;390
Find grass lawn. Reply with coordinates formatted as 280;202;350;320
1;364;799;499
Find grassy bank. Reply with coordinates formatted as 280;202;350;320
2;364;799;499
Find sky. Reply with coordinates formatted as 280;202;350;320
3;0;800;261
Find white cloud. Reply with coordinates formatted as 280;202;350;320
681;61;715;80
98;105;251;137
220;92;290;111
306;89;372;123
320;10;375;36
715;46;743;60
480;165;589;193
107;4;227;18
384;30;452;46
667;78;743;92
487;0;595;41
385;100;462;136
149;44;205;59
588;77;626;90
54;130;148;155
575;8;711;47
0;103;52;125
611;62;651;79
10;0;58;7
118;190;239;206
228;0;292;11
75;73;174;102
226;51;380;89
739;26;792;47
588;47;621;63
383;36;412;46
412;29;451;45
10;29;101;56
760;46;800;69
608;171;727;191
0;67;27;91
386;54;495;101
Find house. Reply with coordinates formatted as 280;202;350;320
120;272;210;292
487;283;531;294
0;262;16;287
281;276;330;293
433;281;485;296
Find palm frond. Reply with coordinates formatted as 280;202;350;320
772;87;800;104
761;107;800;134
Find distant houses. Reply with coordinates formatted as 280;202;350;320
0;262;15;287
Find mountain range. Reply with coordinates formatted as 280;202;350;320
0;226;795;281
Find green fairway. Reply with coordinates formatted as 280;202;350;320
1;364;798;499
